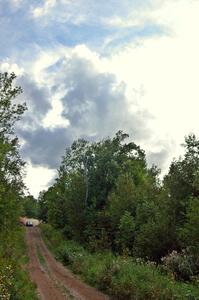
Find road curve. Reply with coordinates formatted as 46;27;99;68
26;227;109;300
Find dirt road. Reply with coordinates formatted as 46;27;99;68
26;227;109;300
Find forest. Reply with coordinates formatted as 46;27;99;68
39;130;199;260
38;130;199;299
0;72;199;299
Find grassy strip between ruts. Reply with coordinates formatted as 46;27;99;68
40;224;199;300
36;244;46;267
0;226;38;300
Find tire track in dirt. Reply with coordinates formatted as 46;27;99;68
26;227;66;299
26;227;109;300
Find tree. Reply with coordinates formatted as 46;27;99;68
47;131;157;249
108;174;137;228
164;134;199;225
178;197;199;256
116;211;135;255
0;72;26;250
0;72;26;137
38;190;49;222
22;195;38;218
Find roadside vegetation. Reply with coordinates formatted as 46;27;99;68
41;224;199;299
0;73;37;299
0;227;37;300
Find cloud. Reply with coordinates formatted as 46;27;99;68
16;75;52;128
0;60;24;75
31;0;152;23
19;126;72;169
58;54;151;140
24;162;57;196
146;138;176;171
29;0;165;53
0;61;52;128
17;50;152;170
103;0;199;160
32;0;57;18
1;0;165;64
0;61;53;146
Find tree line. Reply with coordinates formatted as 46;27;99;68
0;72;26;254
38;129;199;266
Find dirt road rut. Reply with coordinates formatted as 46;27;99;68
26;227;109;300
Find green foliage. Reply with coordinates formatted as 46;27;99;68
56;242;88;273
0;72;26;238
134;193;177;260
108;174;137;227
21;195;38;218
115;211;135;255
105;259;199;300
0;72;36;299
41;224;199;300
40;128;199;298
0;228;37;300
47;173;86;241
83;209;112;251
0;72;26;136
44;185;67;228
178;197;199;256
37;190;48;222
42;131;153;251
40;223;63;249
164;134;199;225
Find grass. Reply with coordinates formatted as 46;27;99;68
36;245;46;267
0;226;38;300
40;224;199;300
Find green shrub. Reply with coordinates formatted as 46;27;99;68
41;224;199;300
104;258;199;300
81;252;115;288
115;211;135;255
161;250;198;282
40;223;63;250
56;241;87;271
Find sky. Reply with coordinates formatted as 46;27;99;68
1;0;199;197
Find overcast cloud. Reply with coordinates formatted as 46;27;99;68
18;54;152;169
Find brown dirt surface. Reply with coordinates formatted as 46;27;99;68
26;227;109;300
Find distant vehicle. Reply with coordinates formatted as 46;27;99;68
26;220;33;227
20;217;40;226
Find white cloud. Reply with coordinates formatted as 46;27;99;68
101;0;199;166
32;0;57;18
104;0;162;30
43;93;69;129
24;162;57;197
0;60;24;75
